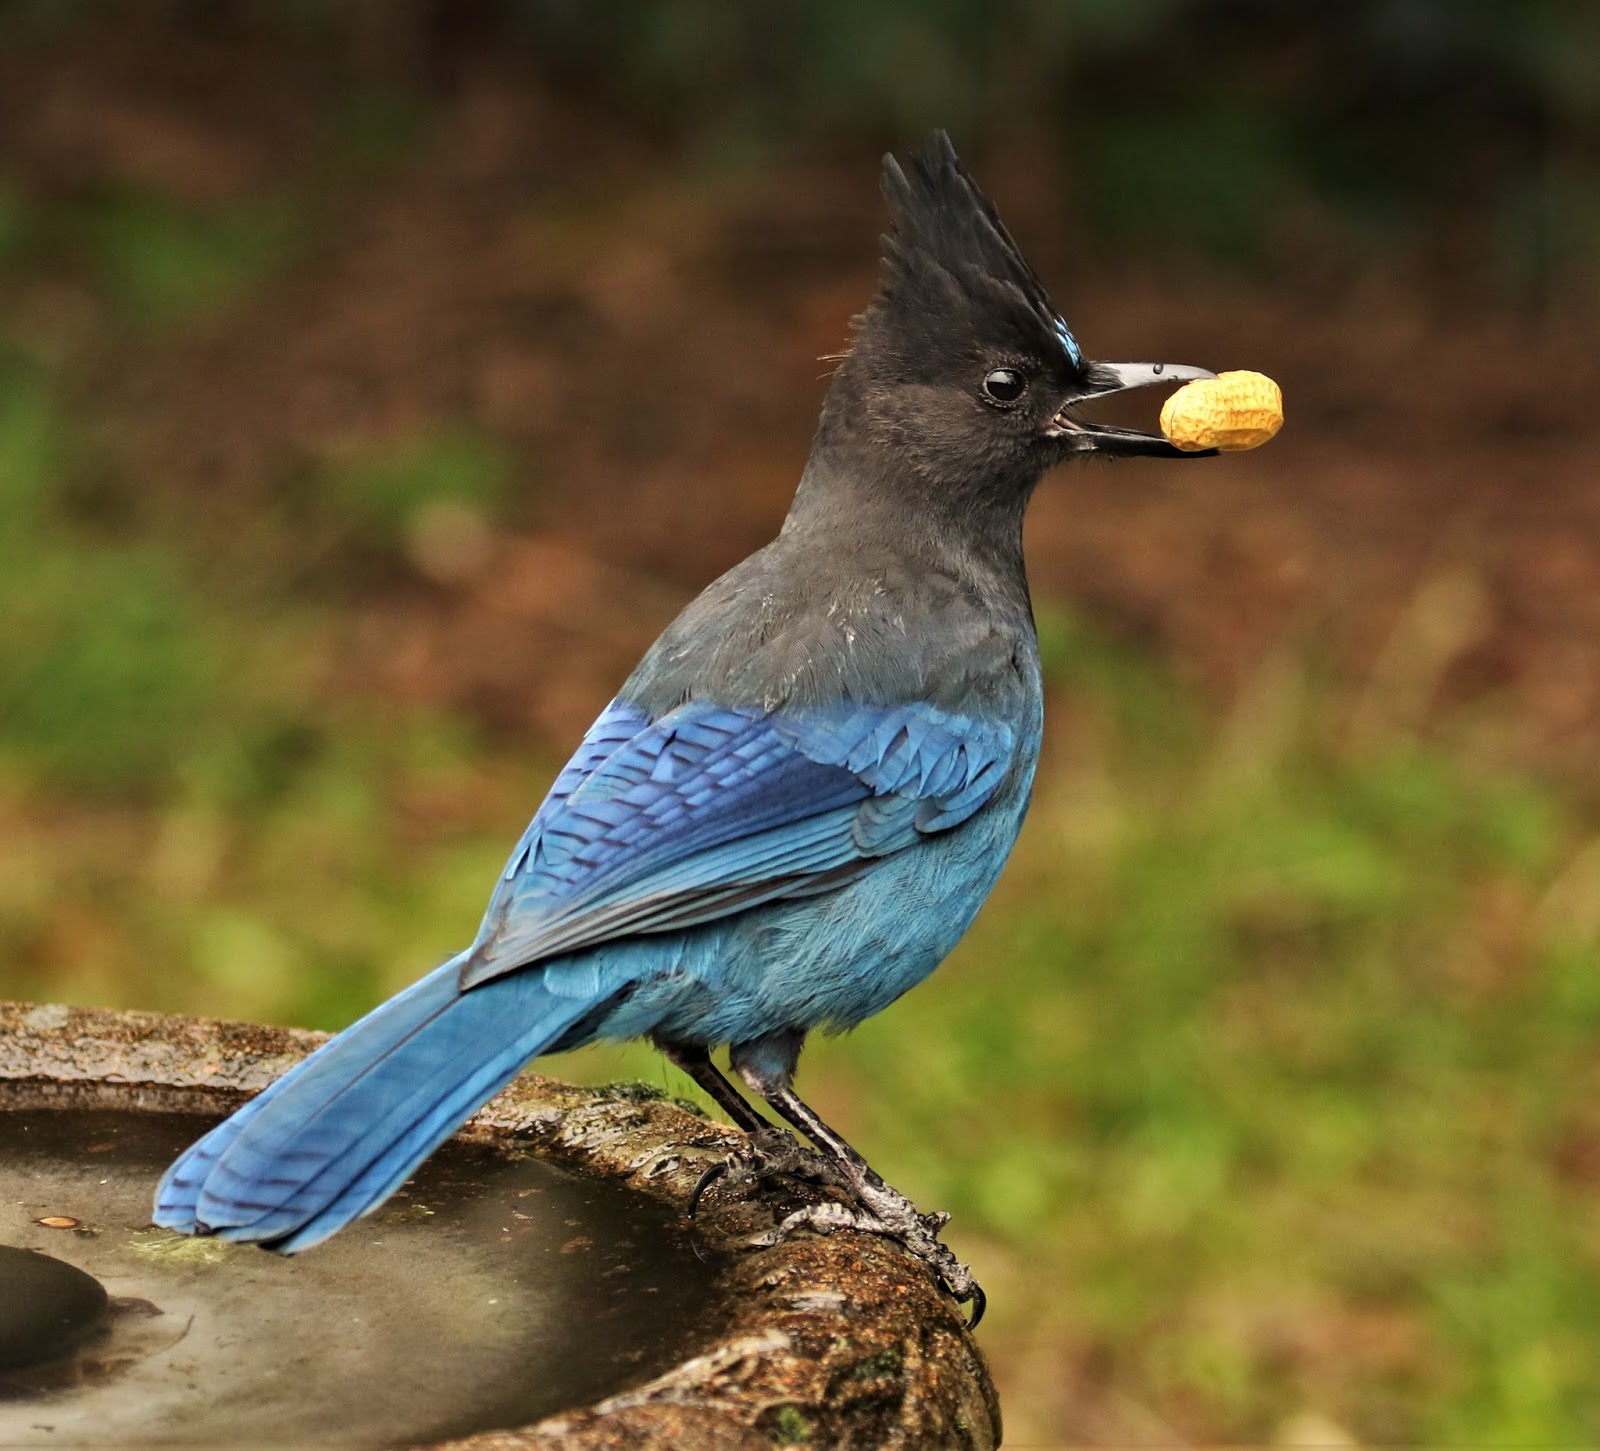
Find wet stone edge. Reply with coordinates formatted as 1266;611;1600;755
0;1000;1000;1450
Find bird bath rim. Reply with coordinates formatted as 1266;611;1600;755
0;1000;999;1450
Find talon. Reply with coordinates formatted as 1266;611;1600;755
687;1128;847;1220
749;1195;985;1326
687;1109;987;1326
688;1158;730;1218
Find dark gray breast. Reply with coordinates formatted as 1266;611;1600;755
619;532;1038;721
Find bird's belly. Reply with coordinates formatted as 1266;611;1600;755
549;788;1028;1049
769;834;1006;1029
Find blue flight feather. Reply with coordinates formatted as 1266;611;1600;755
458;697;1015;989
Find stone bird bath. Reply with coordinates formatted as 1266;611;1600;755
0;1001;998;1449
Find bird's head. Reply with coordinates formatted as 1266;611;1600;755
830;132;1215;497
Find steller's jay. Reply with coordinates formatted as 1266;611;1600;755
154;132;1217;1322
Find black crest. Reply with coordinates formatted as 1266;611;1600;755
871;131;1084;371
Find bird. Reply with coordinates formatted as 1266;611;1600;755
154;131;1217;1323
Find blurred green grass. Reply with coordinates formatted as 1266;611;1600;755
82;192;300;330
0;52;1596;1440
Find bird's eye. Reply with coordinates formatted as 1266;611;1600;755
982;368;1027;404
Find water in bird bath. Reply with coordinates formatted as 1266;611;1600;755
0;1108;720;1448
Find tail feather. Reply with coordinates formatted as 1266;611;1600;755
154;954;614;1250
167;964;465;1227
263;1041;553;1252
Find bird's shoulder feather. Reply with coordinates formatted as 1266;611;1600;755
460;686;1020;989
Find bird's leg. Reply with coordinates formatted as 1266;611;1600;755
729;1035;985;1326
653;1039;847;1213
655;1039;773;1134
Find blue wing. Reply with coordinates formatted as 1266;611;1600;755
459;695;1016;989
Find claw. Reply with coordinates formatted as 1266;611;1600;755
691;1119;985;1324
688;1158;729;1219
687;1126;848;1220
749;1199;985;1326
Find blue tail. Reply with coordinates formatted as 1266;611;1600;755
153;955;612;1252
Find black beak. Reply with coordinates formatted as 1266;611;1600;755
1044;361;1218;458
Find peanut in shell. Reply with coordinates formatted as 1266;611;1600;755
1159;369;1283;452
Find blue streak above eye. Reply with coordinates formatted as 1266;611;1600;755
1054;317;1083;369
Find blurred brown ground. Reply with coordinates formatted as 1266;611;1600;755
3;16;1596;772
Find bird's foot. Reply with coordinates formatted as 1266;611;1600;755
690;1120;985;1326
748;1185;985;1328
689;1124;849;1217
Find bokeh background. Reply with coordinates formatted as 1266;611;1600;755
2;2;1598;1444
